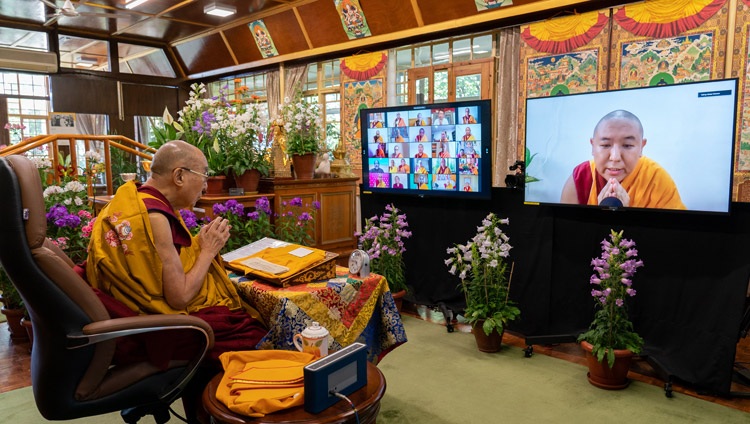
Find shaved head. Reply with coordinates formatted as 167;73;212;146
150;140;205;176
593;110;643;139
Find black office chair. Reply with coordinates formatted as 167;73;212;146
0;154;215;422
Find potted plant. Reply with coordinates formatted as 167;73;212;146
176;82;231;187
0;265;27;342
207;197;275;253
274;197;320;246
577;229;644;389
357;204;412;311
223;93;272;192
445;213;520;352
277;90;322;179
42;157;97;265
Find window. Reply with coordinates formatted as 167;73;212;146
0;72;50;145
391;32;495;105
118;42;175;78
58;35;110;72
303;60;341;151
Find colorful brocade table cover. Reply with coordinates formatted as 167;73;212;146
230;266;407;362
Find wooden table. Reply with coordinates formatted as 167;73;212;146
202;362;386;424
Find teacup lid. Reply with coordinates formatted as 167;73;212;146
302;321;329;338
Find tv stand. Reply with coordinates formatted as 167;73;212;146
523;333;580;358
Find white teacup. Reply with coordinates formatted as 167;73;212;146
293;322;329;358
120;173;136;181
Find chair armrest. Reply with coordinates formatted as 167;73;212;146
73;315;216;403
68;315;214;349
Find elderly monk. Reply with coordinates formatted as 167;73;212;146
560;110;685;209
87;140;266;359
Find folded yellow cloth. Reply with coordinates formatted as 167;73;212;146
229;244;327;281
216;350;316;417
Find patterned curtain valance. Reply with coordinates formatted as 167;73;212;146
340;52;387;81
521;11;608;54
614;0;725;38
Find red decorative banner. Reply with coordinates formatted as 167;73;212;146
340;52;387;81
614;0;725;38
521;11;608;54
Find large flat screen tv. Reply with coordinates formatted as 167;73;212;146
524;78;738;214
360;99;492;200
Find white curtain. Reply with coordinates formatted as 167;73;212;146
283;64;308;100
76;113;108;135
493;27;520;187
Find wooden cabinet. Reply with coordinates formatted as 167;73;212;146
260;177;358;257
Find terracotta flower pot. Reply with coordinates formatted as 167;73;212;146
205;175;226;195
234;169;261;193
1;307;28;342
472;320;503;353
291;154;316;180
580;340;634;390
391;289;406;313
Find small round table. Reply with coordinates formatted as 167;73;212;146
202;362;386;423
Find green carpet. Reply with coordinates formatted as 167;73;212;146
1;315;747;423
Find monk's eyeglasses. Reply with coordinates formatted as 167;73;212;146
177;167;209;180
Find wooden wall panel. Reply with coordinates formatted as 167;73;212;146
50;75;118;115
297;1;350;47
122;83;181;117
224;25;265;64
416;0;480;25
360;0;419;35
174;33;236;76
263;10;309;54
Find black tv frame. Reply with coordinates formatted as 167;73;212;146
523;78;739;215
360;99;493;200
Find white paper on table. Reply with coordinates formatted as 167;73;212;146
288;247;314;258
221;237;290;262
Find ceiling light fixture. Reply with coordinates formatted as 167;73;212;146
124;0;150;10
204;3;237;17
75;55;99;64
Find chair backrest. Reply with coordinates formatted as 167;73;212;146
0;155;117;414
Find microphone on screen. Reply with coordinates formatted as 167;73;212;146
599;196;623;209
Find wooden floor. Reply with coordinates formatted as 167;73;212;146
2;319;750;415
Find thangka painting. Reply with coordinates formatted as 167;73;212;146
731;0;750;195
342;80;384;168
334;0;371;39
525;51;601;98
518;10;610;156
609;0;727;89
249;20;278;58
475;0;513;11
617;34;714;89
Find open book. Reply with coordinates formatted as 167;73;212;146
222;237;338;287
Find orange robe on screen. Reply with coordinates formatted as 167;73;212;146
577;157;685;209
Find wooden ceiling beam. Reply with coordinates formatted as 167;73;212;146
410;0;425;27
292;7;313;50
186;0;614;80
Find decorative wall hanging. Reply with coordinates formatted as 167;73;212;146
475;0;513;12
518;10;610;158
613;0;725;39
341;79;384;169
521;11;608;54
249;19;278;58
609;0;727;88
340;52;386;80
731;1;750;189
334;0;372;39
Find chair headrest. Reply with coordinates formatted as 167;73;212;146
6;155;47;249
